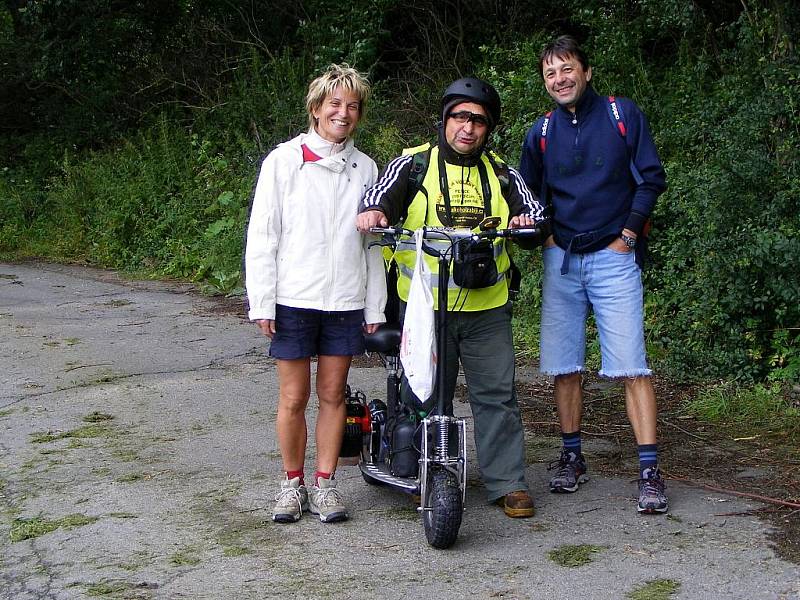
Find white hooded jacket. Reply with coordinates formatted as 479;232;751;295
245;131;386;324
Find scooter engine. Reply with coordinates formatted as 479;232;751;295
340;386;370;457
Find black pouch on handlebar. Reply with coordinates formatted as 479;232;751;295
453;239;498;289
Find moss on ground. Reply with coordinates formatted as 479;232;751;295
168;547;202;566
83;411;115;423
547;544;605;568
115;472;144;483
30;424;113;444
627;579;681;600
10;513;98;542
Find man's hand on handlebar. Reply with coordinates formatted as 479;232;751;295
508;214;536;229
356;209;388;233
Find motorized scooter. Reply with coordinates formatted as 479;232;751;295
342;221;541;548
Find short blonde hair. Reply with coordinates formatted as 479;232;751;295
306;64;371;130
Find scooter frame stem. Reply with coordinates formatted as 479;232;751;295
436;245;449;419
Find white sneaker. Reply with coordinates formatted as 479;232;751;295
308;477;349;523
272;477;308;523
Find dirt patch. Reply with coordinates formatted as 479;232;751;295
515;371;800;564
199;293;248;319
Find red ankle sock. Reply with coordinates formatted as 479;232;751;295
286;470;304;486
314;471;332;485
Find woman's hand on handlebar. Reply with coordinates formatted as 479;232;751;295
256;319;276;339
363;322;381;334
508;214;536;229
356;209;388;233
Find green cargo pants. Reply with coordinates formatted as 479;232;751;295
401;301;529;502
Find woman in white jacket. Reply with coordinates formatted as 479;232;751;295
245;64;386;524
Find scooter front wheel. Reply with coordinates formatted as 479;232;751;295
422;468;463;549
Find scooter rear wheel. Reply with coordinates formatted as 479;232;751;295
422;468;463;549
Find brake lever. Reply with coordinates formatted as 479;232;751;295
368;238;396;249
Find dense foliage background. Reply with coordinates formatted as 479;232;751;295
1;0;798;389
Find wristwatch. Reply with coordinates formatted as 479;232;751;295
620;233;637;249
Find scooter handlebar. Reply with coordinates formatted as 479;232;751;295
369;225;541;239
480;226;541;239
368;225;545;254
369;226;412;236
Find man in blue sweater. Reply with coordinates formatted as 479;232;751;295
520;36;669;513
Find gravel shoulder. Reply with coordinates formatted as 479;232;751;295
1;261;798;600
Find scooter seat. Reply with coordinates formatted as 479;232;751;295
365;322;401;354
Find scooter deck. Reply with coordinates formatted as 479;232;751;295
360;461;420;495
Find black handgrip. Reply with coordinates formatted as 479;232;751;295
501;227;541;238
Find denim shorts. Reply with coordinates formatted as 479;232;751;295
539;245;651;378
269;305;365;360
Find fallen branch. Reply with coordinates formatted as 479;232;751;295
658;417;711;442
713;508;786;517
576;507;601;514
667;474;800;509
524;421;630;434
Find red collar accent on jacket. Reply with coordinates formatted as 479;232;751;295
301;144;322;162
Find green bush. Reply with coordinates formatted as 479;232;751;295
646;5;800;382
1;0;798;385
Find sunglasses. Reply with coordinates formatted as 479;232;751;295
447;111;489;127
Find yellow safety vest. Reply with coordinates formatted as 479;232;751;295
395;143;511;311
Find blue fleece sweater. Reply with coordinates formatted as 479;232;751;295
520;87;666;252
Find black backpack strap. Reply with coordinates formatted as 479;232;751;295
475;159;493;217
485;150;510;200
407;145;432;201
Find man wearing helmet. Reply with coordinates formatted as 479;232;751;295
356;77;547;517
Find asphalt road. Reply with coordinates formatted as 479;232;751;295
1;262;798;600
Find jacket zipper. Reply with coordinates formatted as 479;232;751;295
325;166;338;309
572;111;580;150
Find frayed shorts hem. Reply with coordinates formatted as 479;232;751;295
598;369;652;379
539;367;585;377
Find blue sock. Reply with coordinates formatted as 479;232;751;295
638;444;658;478
561;431;581;461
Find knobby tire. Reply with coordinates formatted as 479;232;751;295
422;468;463;549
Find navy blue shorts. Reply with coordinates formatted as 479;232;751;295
269;305;365;360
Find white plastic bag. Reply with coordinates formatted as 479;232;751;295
400;229;437;402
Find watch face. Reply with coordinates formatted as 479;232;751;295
622;235;636;248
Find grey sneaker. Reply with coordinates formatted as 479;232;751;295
548;450;589;493
272;477;308;523
638;467;668;514
308;477;349;523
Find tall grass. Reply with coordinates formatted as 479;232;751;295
686;382;800;444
